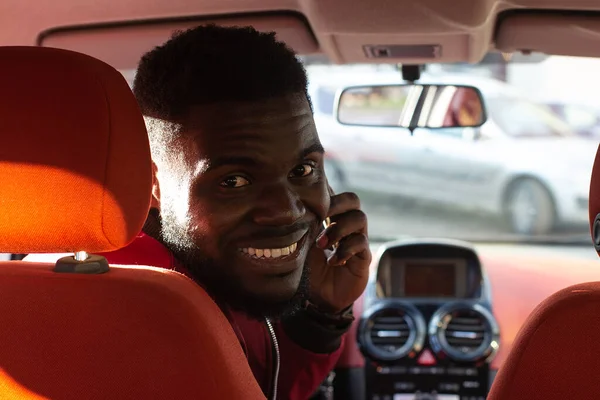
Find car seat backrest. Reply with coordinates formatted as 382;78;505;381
488;144;600;400
0;46;265;400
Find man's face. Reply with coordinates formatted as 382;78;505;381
156;93;330;318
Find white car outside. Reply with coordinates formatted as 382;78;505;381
307;67;597;235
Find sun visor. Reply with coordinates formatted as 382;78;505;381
38;12;319;70
496;13;600;58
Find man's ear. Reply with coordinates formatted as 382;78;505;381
151;161;160;210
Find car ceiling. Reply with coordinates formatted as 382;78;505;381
4;0;600;70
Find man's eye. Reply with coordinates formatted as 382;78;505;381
220;176;250;188
289;164;314;178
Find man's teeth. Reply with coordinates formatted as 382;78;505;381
240;242;298;259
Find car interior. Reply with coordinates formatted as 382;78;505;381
3;1;600;399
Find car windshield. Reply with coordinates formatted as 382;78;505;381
121;53;597;247
297;53;598;246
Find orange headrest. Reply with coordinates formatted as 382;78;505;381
0;47;152;254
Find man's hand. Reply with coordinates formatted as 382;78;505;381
308;191;371;314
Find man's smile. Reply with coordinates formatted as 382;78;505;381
240;241;298;259
235;231;311;273
235;226;309;249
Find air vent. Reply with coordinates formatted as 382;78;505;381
359;302;426;362
444;311;486;352
371;311;411;351
429;303;500;363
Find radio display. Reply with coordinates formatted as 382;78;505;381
404;262;456;297
375;256;470;298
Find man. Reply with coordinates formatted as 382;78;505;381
103;25;371;400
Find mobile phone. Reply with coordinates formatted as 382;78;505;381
321;217;338;250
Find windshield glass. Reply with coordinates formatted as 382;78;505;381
300;53;598;245
121;53;598;246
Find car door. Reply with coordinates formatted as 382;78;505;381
408;86;505;209
411;127;503;208
337;123;429;197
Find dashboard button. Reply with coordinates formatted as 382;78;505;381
439;382;460;392
377;366;391;374
447;368;466;376
409;367;422;374
463;381;480;389
417;349;437;366
394;382;415;391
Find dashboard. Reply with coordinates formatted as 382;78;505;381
355;239;499;400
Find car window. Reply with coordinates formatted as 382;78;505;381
487;97;576;138
315;86;337;116
561;104;599;130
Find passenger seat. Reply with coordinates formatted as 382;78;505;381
0;46;265;400
487;145;600;400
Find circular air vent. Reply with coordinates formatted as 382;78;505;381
358;302;426;362
428;303;500;363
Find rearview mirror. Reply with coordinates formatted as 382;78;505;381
336;84;487;129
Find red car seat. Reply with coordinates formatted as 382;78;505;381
487;144;600;400
0;46;265;400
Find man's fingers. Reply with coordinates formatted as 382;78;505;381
327;232;370;266
317;210;367;249
328;192;361;219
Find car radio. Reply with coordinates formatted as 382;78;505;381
358;239;500;400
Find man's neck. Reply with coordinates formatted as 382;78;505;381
142;208;162;241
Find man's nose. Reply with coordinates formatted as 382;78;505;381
252;183;305;226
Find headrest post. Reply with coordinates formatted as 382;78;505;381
54;253;109;274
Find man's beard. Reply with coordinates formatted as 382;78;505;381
160;213;310;320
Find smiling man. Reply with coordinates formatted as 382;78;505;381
104;25;371;400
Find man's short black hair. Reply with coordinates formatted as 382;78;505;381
133;24;310;120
